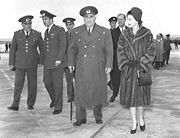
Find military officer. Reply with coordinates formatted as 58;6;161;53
108;16;117;30
7;15;44;111
68;6;113;126
40;10;67;114
109;13;127;103
62;17;75;102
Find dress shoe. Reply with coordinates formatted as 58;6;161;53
73;119;86;126
7;106;19;111
52;110;62;115
28;106;34;110
50;102;55;108
130;124;138;134
96;119;103;124
140;124;145;131
109;95;116;102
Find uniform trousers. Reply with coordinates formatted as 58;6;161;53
64;67;74;100
110;66;121;97
76;104;102;121
43;67;64;110
12;68;37;107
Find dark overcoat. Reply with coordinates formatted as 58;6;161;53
9;29;44;68
68;24;113;107
117;26;155;107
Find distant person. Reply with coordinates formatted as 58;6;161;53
7;15;44;111
174;40;178;49
5;42;8;52
68;6;113;126
109;13;128;103
164;34;172;64
108;16;117;30
40;10;67;114
62;17;75;102
117;7;155;134
154;34;164;69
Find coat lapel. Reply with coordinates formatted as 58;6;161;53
88;24;100;43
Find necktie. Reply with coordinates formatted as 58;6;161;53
26;31;29;39
46;28;49;35
88;28;91;35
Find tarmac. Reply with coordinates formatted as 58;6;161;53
0;47;180;138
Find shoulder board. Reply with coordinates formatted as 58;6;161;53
15;29;22;33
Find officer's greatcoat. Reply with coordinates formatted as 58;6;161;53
68;24;113;107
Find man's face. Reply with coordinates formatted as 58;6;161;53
83;13;96;28
110;21;116;29
42;16;52;27
117;14;126;27
66;23;74;32
22;23;32;31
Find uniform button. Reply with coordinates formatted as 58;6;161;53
47;49;49;51
26;47;28;49
92;45;95;48
84;46;87;48
47;38;49;40
47;45;49;48
84;54;87;57
26;50;28;52
26;43;28;46
78;39;80;41
47;41;49;44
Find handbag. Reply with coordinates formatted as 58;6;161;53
137;70;152;86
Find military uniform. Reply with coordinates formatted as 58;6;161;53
68;6;113;125
8;15;44;110
63;18;75;102
40;10;67;113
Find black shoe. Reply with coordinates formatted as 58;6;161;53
140;124;145;131
109;95;116;102
50;102;55;108
130;124;138;134
28;106;34;110
67;97;74;102
7;106;19;111
52;110;62;115
96;119;103;124
73;119;86;126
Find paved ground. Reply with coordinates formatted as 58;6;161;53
0;48;180;138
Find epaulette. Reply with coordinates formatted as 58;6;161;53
15;29;22;33
33;29;41;34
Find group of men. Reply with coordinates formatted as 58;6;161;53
153;33;172;69
7;6;127;126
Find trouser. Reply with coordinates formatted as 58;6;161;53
165;51;170;64
76;104;102;121
64;67;74;100
43;67;64;110
12;68;37;107
110;68;121;97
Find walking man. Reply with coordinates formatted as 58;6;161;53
68;6;113;126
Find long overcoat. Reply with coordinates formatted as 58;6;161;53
68;24;113;108
117;26;155;107
154;39;164;62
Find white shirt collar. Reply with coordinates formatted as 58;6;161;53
119;26;126;32
48;23;54;32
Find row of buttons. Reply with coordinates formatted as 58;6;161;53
25;40;28;52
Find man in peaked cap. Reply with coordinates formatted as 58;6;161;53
68;6;113;126
40;10;67;114
108;16;117;30
7;15;44;111
63;17;76;103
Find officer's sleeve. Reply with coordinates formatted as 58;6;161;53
105;29;113;69
57;27;66;61
9;32;17;66
67;30;77;66
37;33;45;65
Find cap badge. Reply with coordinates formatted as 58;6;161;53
86;10;91;14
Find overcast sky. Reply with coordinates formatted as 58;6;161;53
0;0;179;39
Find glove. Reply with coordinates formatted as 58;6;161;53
126;60;139;68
